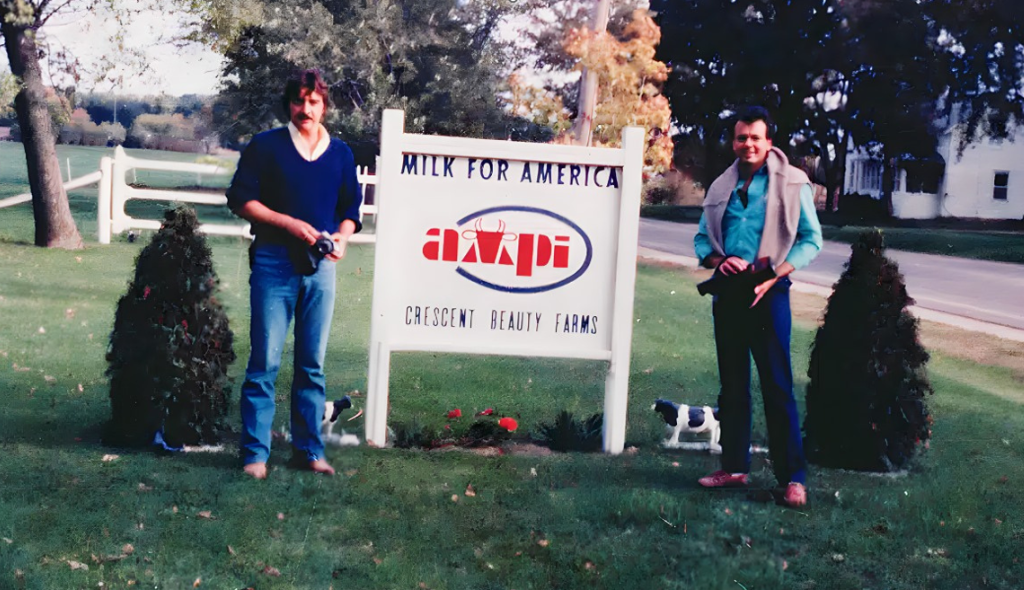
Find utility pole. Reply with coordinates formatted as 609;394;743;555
570;0;611;147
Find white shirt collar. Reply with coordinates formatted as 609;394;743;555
287;122;330;161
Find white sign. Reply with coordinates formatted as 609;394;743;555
366;110;644;453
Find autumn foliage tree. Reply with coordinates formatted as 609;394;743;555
804;230;933;472
559;9;673;174
105;207;236;449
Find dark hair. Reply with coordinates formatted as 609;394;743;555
281;69;330;114
732;106;775;140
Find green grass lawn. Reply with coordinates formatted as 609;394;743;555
1;222;1022;588
821;226;1024;265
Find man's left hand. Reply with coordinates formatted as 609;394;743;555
750;276;778;308
325;233;348;261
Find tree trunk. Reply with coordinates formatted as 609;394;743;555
820;131;847;213
881;152;895;218
1;20;84;249
570;0;611;146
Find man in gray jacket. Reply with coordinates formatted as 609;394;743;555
693;106;823;507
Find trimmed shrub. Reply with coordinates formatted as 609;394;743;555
104;206;236;448
804;229;933;471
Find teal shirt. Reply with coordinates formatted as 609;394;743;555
694;166;823;270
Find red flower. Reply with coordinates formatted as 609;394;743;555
498;417;518;432
447;408;462;419
476;408;494;416
142;286;151;300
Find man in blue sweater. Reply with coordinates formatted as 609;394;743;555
693;106;822;507
227;69;363;479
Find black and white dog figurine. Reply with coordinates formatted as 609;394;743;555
322;395;353;438
652;399;721;454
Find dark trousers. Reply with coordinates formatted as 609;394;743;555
712;277;806;485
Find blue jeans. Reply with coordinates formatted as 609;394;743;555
240;244;336;465
712;277;807;485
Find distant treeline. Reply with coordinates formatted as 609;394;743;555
1;92;236;154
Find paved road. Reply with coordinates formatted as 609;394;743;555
639;218;1024;331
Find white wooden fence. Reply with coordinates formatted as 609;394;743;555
0;145;378;244
99;146;377;244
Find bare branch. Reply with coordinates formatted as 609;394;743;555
39;0;79;26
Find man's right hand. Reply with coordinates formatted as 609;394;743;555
717;256;750;275
285;218;320;245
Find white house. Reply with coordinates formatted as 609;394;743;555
845;124;1024;220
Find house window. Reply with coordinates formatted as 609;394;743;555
861;161;882;192
993;172;1009;200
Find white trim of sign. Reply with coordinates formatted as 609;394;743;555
364;109;643;453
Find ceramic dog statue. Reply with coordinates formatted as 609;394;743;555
322;396;353;438
652;398;721;454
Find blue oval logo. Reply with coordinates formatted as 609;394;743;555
452;206;592;293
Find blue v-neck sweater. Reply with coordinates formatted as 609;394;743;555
226;127;363;244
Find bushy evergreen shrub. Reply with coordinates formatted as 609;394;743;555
804;229;933;471
104;206;236;448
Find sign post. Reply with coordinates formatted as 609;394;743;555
365;109;643;453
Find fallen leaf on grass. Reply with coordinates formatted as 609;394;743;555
832;553;845;563
465;484;476;497
65;308;76;319
451;494;459;503
13;364;30;372
193;577;202;587
77;383;83;392
3;537;12;544
123;544;134;555
344;469;358;477
197;510;215;520
101;454;119;462
137;483;152;492
261;566;281;577
38;327;45;334
372;557;383;565
277;512;285;520
66;559;89;571
537;539;550;547
44;375;56;383
227;546;236;556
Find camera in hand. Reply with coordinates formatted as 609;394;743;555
697;256;775;297
311;232;335;259
291;231;335;276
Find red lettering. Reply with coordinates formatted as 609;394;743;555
442;229;458;261
517;233;535;276
535;235;552;266
554;236;570;268
423;228;441;260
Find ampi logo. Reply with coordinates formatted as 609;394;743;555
422;206;593;293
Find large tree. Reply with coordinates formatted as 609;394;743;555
930;0;1024;150
651;0;851;188
207;0;537;149
650;0;1023;212
1;0;83;248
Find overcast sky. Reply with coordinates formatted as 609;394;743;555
41;7;223;97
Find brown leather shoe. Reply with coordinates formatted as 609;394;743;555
698;470;749;488
783;482;807;507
